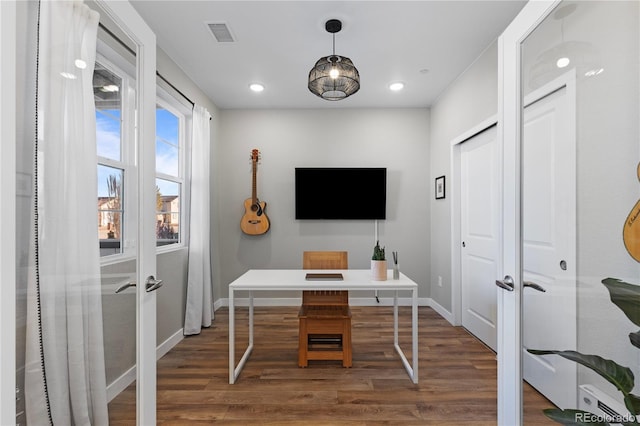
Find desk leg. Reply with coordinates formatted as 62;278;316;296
393;291;399;346
412;288;419;383
230;290;255;384
393;289;419;384
229;288;235;384
249;291;254;347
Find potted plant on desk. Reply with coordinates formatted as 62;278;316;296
371;240;387;281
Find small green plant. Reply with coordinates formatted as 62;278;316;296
528;277;640;425
372;240;386;261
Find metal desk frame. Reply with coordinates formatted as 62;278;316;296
228;269;418;384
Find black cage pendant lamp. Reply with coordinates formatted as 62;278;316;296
308;19;360;101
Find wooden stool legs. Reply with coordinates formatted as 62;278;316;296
298;308;352;368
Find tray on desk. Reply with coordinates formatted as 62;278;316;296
305;273;344;281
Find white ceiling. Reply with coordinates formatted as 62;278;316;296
130;1;527;109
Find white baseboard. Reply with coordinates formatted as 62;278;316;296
106;328;184;403
427;298;455;325
213;297;225;311
107;364;136;403
157;328;184;360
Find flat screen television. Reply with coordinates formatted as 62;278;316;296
295;167;386;220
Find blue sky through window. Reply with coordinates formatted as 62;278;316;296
96;109;121;160
96;108;180;197
156;108;179;179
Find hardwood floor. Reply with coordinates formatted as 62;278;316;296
108;306;555;425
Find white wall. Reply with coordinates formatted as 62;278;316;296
429;41;499;312
216;108;431;301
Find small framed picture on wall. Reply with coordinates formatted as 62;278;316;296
435;175;445;200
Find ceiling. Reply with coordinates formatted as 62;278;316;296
129;1;527;110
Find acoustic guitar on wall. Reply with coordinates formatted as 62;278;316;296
241;149;270;235
624;162;640;261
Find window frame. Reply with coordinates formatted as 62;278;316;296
95;51;137;266
155;88;191;254
95;36;192;263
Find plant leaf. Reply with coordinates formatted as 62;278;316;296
543;408;610;425
630;330;640;350
625;393;640;416
602;278;640;327
528;350;634;395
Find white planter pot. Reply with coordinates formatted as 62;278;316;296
371;260;387;281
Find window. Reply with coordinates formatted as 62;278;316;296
94;46;189;258
94;60;132;258
155;96;189;248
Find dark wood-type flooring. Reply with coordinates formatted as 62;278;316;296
109;306;555;425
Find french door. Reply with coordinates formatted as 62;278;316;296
499;1;640;424
3;1;158;424
97;2;158;423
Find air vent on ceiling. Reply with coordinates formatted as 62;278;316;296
207;22;235;43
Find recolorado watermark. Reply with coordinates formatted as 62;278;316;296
575;412;637;424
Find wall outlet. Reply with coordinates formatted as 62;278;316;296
438;276;443;287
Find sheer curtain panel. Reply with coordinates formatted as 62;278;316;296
184;105;214;335
25;1;108;424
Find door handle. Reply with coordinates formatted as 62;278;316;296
523;281;546;292
115;281;136;293
495;275;514;292
145;275;163;292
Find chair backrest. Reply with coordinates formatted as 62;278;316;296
302;251;348;306
302;251;348;270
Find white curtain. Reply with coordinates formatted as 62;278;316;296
184;105;214;335
25;1;108;424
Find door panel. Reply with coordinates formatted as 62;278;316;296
522;82;577;409
461;125;499;351
94;1;159;423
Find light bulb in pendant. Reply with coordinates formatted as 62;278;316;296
330;67;339;79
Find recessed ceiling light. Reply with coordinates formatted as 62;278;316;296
389;82;404;91
75;59;87;69
556;57;570;68
249;83;264;92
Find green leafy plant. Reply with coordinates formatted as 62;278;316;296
372;240;385;261
528;278;640;425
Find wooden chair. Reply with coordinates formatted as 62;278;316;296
298;251;352;368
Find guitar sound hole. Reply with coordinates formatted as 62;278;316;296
251;204;258;212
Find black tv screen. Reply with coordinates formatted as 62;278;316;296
295;168;386;220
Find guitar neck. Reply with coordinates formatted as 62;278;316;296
251;159;258;204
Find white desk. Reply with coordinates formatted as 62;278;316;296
228;269;419;384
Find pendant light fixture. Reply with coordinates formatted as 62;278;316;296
308;19;360;101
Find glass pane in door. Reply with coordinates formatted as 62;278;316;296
102;261;138;423
520;1;639;423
